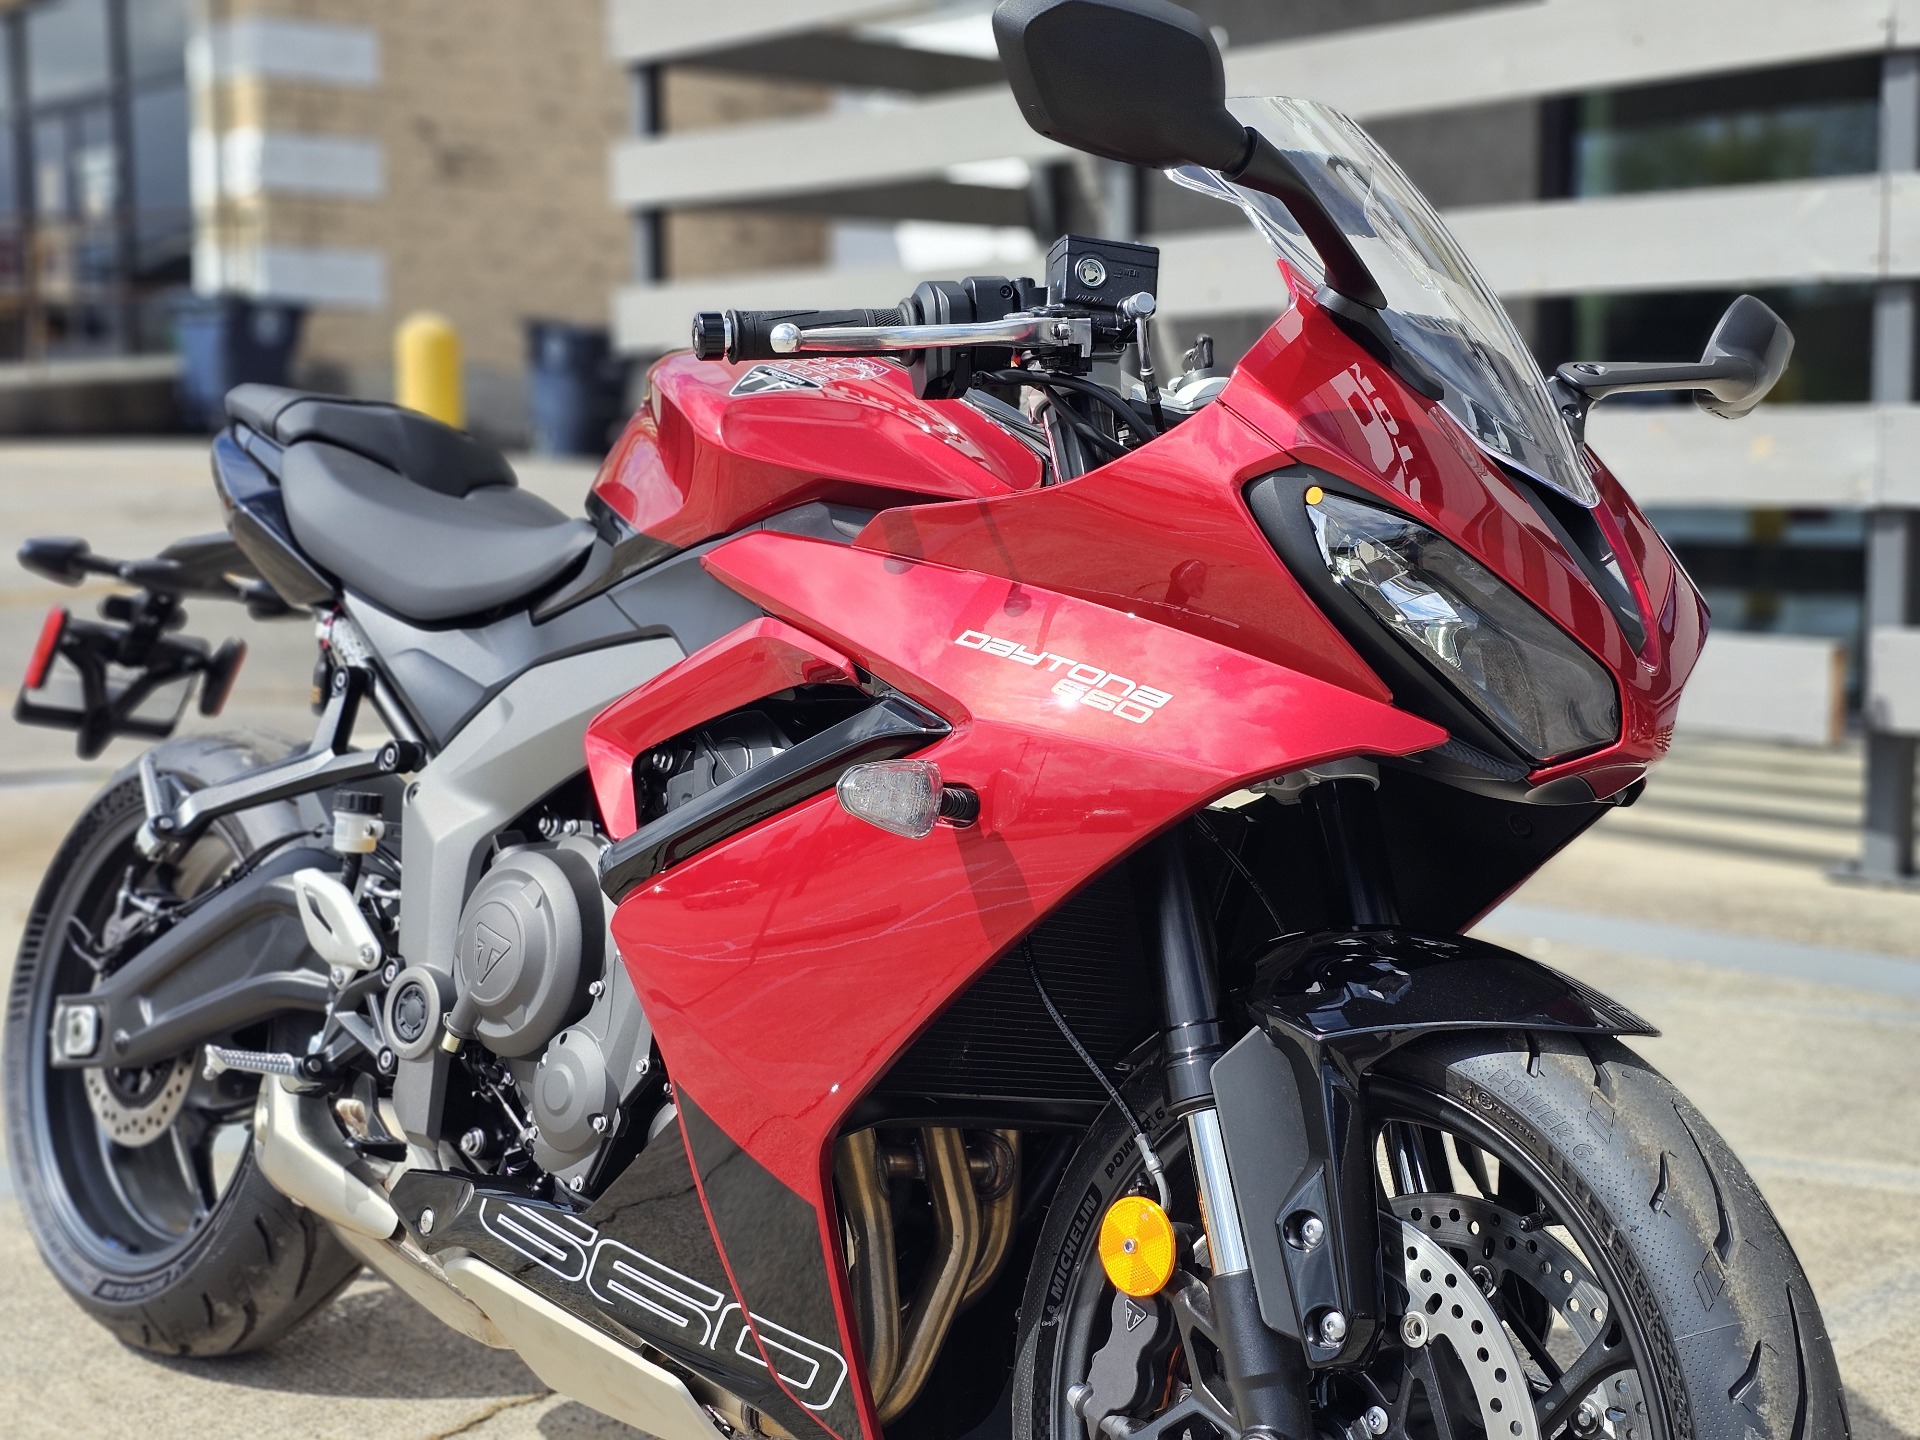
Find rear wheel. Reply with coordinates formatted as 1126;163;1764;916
4;734;360;1355
1014;1030;1848;1440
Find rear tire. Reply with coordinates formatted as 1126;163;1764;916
1013;1030;1848;1440
4;733;361;1356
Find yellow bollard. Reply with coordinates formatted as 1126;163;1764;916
395;311;464;428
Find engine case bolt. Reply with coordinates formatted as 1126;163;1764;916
569;1174;585;1190
1298;1214;1325;1249
1364;1406;1390;1435
1318;1310;1348;1346
590;1113;609;1134
377;1048;396;1073
587;978;605;999
418;1207;435;1235
1401;1311;1429;1348
459;1127;489;1159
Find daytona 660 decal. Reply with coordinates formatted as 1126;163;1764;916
953;630;1172;723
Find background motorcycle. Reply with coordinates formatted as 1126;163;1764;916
6;1;1842;1438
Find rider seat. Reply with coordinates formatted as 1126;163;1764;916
225;385;595;624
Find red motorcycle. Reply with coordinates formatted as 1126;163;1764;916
9;2;1840;1438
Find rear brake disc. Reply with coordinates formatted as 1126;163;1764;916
85;1051;194;1148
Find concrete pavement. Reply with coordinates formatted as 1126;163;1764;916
1;442;1916;1437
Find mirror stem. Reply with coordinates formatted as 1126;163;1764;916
1226;132;1388;311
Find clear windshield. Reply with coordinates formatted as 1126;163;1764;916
1171;96;1597;507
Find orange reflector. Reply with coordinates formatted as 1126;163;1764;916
1304;485;1325;505
1097;1194;1177;1297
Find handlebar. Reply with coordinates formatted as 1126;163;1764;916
691;308;908;363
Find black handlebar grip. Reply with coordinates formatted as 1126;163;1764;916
695;307;910;363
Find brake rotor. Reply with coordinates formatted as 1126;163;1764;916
1393;1193;1647;1440
1394;1214;1541;1440
84;1052;194;1147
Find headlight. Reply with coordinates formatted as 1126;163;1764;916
1309;492;1618;762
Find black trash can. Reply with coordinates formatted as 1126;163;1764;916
175;294;306;430
526;320;625;456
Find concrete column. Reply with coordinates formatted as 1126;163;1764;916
1859;50;1920;880
630;65;666;283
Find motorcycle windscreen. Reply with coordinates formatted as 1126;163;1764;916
1170;96;1596;508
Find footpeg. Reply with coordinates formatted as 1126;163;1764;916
203;1045;311;1080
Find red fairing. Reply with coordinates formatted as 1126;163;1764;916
855;391;1389;699
610;532;1443;1433
1208;281;1701;790
590;353;1042;549
585;618;857;838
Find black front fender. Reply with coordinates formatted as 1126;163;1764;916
1213;927;1653;1366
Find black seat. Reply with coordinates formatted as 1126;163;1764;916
227;384;517;495
227;386;594;624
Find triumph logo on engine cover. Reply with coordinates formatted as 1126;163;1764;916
472;922;513;980
478;1199;849;1412
953;630;1172;724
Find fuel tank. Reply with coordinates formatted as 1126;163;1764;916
589;353;1042;549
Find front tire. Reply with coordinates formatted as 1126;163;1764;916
5;734;360;1356
1013;1030;1848;1440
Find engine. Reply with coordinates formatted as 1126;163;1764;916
372;829;654;1193
366;688;865;1197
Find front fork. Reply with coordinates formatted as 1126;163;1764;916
1148;829;1314;1440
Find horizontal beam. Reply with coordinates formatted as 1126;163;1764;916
608;0;924;67
614;175;1920;350
1224;0;1920;123
610;0;1919;213
1586;404;1920;508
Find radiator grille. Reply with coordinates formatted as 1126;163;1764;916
874;867;1157;1107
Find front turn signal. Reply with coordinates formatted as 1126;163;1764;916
1097;1193;1177;1297
837;760;979;838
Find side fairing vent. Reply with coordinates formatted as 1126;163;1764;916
866;866;1158;1125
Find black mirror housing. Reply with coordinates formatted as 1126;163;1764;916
1554;294;1795;434
1695;294;1794;418
993;0;1249;171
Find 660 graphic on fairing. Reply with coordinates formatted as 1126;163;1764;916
7;2;1837;1439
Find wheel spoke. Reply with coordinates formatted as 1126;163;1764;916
1534;1323;1633;1437
1412;1345;1464;1440
168;1120;215;1220
1503;1299;1563;1384
1388;1122;1433;1194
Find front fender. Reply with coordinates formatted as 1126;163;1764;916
1214;928;1653;1365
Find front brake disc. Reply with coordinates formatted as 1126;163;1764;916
1393;1213;1541;1440
1394;1193;1645;1440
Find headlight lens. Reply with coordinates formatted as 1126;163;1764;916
1309;493;1618;762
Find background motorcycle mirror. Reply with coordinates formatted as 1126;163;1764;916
1554;294;1795;426
992;0;1389;309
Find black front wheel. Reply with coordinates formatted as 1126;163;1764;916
5;734;359;1355
1014;1030;1848;1440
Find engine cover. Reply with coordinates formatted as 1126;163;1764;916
448;846;597;1057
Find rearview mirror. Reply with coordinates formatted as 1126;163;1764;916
992;0;1388;310
1554;295;1794;429
993;0;1248;171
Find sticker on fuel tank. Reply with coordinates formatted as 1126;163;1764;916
953;629;1171;724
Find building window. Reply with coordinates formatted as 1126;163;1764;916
1557;57;1881;199
0;0;190;361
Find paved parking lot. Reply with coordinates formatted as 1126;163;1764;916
1;442;1916;1438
